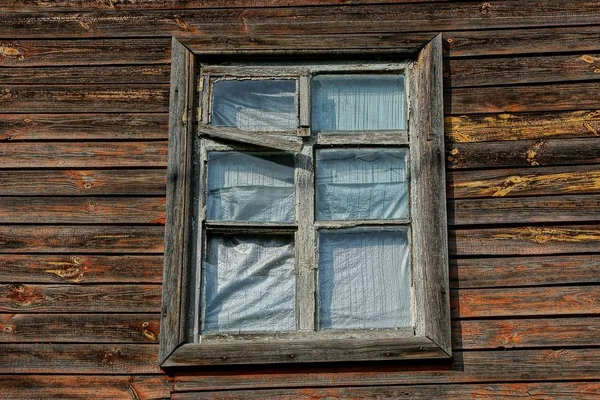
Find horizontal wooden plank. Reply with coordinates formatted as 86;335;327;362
449;53;600;87
447;138;600;169
0;169;166;196
0;65;170;84
0;113;168;141
0;197;165;224
0;142;167;168
446;110;600;143
456;318;600;350
448;82;600;115
173;382;600;399
0;254;163;283
452;255;600;288
173;348;600;390
1;375;171;400
449;195;600;225
0;343;160;374
0;2;598;39
450;225;600;256
0;85;169;113
0;313;159;343
448;165;600;199
452;286;600;319
0;225;164;253
0;284;161;313
0;38;171;67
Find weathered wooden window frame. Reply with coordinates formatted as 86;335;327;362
160;35;450;367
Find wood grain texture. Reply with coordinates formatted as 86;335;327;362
0;169;166;196
446;110;600;143
0;255;163;283
0;225;164;253
449;195;600;225
448;82;600;115
0;343;161;374
448;165;600;199
0;2;598;39
0;38;171;67
0;197;165;224
0;113;168;141
0;85;169;113
1;375;171;400
452;255;600;288
452;286;600;318
173;348;600;390
450;225;600;256
456;318;600;350
0;65;170;84
0;284;161;313
173;382;600;399
0;313;160;343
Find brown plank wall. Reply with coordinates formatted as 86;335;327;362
1;1;599;398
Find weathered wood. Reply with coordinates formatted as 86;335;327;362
0;225;164;253
198;126;303;152
1;375;171;400
448;82;600;115
446;110;600;143
0;255;163;284
0;65;170;84
0;142;167;168
0;343;161;374
0;169;166;196
451;225;600;256
0;85;169;113
173;382;600;399
0;113;168;141
0;313;160;343
173;348;600;390
448;165;600;199
449;195;600;225
449;53;600;87
0;197;165;224
0;284;161;313
0;38;171;67
456;318;600;350
0;2;598;39
451;255;600;288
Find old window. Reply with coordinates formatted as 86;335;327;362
160;36;450;367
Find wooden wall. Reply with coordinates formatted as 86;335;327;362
1;1;599;398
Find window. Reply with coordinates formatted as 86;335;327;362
160;36;450;367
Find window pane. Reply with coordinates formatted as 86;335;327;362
211;79;297;131
207;152;295;222
318;228;411;329
202;235;296;333
312;75;405;132
316;149;408;220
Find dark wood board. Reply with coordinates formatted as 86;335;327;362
0;254;164;284
0;284;161;313
0;169;166;196
0;313;160;343
0;65;170;84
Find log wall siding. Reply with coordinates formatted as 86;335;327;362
0;1;599;398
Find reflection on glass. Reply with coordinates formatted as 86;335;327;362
316;149;408;221
206;151;295;222
318;228;411;329
312;74;406;132
203;234;296;333
211;79;297;131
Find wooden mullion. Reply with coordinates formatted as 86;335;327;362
315;219;410;229
316;131;409;146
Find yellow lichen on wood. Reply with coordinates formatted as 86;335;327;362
495;227;600;244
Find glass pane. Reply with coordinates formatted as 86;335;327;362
316;149;408;221
207;152;295;222
312;74;405;132
211;79;297;131
318;228;411;330
202;234;296;333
